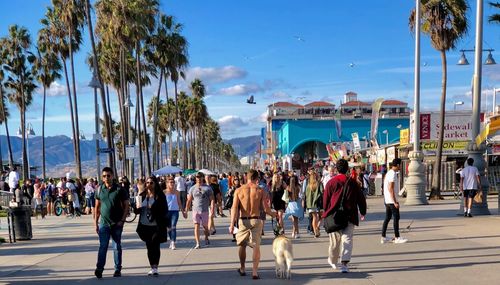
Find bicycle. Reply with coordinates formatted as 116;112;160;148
125;196;137;223
54;196;81;217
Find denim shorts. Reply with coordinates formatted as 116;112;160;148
463;189;477;199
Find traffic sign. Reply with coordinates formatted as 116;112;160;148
99;148;114;154
125;145;138;159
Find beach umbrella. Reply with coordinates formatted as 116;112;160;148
198;169;215;175
152;165;183;176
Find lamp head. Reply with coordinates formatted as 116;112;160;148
485;51;496;65
88;74;102;89
457;52;469;65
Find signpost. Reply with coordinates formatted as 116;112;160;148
125;145;138;159
352;132;361;151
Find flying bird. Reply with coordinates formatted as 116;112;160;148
293;36;305;42
247;95;256;104
349;62;355;68
423;61;428;66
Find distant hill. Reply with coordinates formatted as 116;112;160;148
0;134;260;176
225;135;260;156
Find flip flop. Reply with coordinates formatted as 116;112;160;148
237;269;246;276
252;275;260;280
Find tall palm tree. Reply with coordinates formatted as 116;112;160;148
410;0;468;199
2;25;38;180
490;2;500;23
0;67;14;169
85;0;115;175
42;6;81;179
36;23;62;180
52;0;86;178
164;18;188;167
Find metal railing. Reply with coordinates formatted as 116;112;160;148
0;191;13;208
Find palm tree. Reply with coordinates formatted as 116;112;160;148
164;17;189;167
42;6;81;179
85;0;115;175
0;67;14;169
52;0;86;178
2;25;38;180
36;23;62;180
410;0;468;200
490;2;500;23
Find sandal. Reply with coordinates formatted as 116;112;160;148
252;275;260;280
237;268;246;276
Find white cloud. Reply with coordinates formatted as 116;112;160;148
219;84;263;96
46;81;66;97
30;113;97;123
186;66;247;84
217;115;249;130
484;65;500;81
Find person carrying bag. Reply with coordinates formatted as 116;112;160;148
322;159;367;274
135;176;169;276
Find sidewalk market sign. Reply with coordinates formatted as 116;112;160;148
412;111;484;141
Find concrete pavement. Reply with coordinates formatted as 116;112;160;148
1;196;500;285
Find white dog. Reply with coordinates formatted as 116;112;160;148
272;235;293;279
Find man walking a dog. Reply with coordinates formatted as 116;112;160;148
230;169;276;279
323;159;367;273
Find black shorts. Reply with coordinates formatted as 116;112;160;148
463;189;477;198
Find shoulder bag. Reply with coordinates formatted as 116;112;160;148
323;177;350;233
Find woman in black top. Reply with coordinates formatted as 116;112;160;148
135;176;168;276
270;173;287;233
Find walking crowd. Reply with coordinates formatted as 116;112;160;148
0;158;412;279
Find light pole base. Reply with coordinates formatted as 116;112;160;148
459;143;490;215
405;151;428;206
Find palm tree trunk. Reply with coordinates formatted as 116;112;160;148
135;92;144;177
105;85;117;175
84;0;114;174
116;87;126;177
42;85;47;179
182;129;188;169
430;50;447;200
174;82;180;165
135;41;151;176
0;87;14;168
168;132;173;165
62;60;78;176
152;69;163;171
69;25;82;179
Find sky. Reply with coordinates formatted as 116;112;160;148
0;0;500;140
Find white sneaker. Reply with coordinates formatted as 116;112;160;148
148;268;158;276
394;237;408;244
327;258;337;270
295;233;300;239
169;241;173;249
171;242;176;250
380;237;393;244
340;264;349;273
194;244;200;249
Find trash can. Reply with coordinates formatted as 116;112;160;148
10;206;33;240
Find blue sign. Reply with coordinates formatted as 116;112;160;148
99;148;114;154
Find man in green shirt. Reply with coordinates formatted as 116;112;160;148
94;167;129;279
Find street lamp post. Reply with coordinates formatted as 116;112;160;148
454;101;464;111
465;0;490;215
18;123;35;179
89;73;102;183
124;96;134;181
405;0;428;205
382;130;389;145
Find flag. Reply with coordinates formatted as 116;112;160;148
370;98;385;149
334;110;342;139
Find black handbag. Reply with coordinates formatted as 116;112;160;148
323;177;350;233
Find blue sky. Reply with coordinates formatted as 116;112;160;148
1;0;500;139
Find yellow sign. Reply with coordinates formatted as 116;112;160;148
420;141;468;150
400;128;409;145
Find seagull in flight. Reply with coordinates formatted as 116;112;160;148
247;95;257;104
349;62;355;68
294;36;305;42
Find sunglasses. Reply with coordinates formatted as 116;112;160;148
102;174;112;178
146;181;153;185
168;180;175;183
